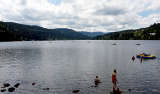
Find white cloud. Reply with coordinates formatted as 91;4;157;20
0;0;159;32
138;13;160;27
147;0;160;11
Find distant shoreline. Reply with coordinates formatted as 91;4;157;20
1;21;160;40
0;40;159;43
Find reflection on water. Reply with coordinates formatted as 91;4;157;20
0;40;160;94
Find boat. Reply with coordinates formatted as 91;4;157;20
136;43;141;45
112;43;117;45
136;53;156;59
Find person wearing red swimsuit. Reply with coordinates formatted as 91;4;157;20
112;69;117;89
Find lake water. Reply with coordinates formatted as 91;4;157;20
0;40;160;94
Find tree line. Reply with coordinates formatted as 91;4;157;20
96;23;160;40
0;21;89;41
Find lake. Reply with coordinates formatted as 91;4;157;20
0;40;160;94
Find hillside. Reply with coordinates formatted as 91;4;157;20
0;21;90;41
96;23;160;40
80;31;105;37
1;21;160;41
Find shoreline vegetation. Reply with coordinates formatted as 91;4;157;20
96;23;160;40
0;21;160;41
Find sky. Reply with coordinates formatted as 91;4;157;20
0;0;160;32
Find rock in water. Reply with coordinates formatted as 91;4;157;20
128;89;132;92
1;89;6;92
14;83;20;88
8;87;15;92
43;88;50;90
1;86;5;88
72;90;80;93
32;82;36;86
3;83;10;87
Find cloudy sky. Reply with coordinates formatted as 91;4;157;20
0;0;160;32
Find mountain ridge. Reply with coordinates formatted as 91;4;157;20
96;23;160;40
1;21;160;41
0;21;90;41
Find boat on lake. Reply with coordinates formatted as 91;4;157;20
112;43;117;45
136;53;156;59
136;43;141;45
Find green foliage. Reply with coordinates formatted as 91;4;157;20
1;21;160;41
96;23;160;40
0;21;90;41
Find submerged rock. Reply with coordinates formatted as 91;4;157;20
3;83;10;87
43;88;50;90
1;89;6;92
1;86;5;88
128;89;132;92
72;90;80;93
14;83;20;88
32;82;36;86
90;85;95;88
8;87;15;92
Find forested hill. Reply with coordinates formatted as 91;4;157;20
96;23;160;40
0;21;90;41
1;21;160;41
80;31;105;37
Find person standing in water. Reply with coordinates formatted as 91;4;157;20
112;69;117;90
111;69;123;94
140;56;143;63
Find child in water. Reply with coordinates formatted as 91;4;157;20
132;56;135;62
94;76;101;87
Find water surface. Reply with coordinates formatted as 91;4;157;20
0;40;160;94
